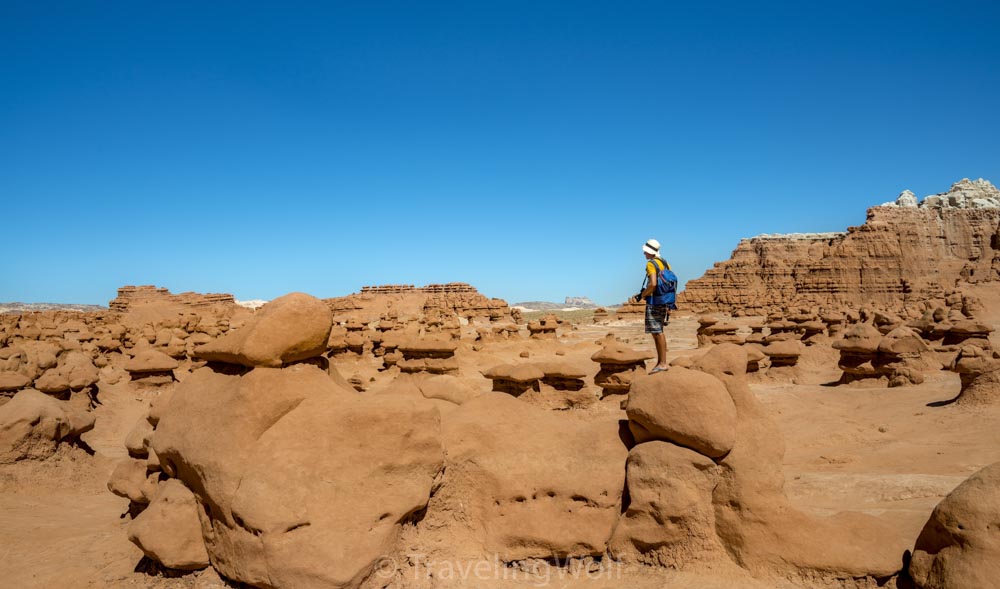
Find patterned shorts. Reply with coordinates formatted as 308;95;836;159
645;304;669;334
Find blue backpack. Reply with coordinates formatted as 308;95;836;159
644;258;678;309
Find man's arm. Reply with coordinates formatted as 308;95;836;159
631;272;657;303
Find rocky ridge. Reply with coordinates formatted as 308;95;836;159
109;286;237;313
680;179;1000;314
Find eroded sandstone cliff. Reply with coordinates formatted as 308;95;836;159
680;179;1000;313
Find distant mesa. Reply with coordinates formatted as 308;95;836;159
514;296;599;311
680;178;1000;314
0;302;106;314
326;282;512;323
109;285;237;313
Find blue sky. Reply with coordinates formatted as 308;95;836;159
2;1;999;305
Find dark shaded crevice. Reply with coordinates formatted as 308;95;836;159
132;556;197;578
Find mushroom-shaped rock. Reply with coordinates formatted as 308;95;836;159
0;388;95;463
626;368;737;459
832;323;883;354
395;336;459;374
127;479;210;571
397;337;458;355
591;342;653;365
535;361;588;391
762;340;803;367
909;461;1000;589
482;363;544;396
744;345;766;372
126;349;180;374
951;346;1000;406
878;326;930;357
698;315;719;327
195;292;333;367
592;339;653;397
482;363;544;382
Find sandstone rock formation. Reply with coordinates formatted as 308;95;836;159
432;393;627;560
482;361;592;409
396;336;459;374
591;336;653;397
681;179;1000;313
0;388;95;463
110;285;236;313
194;293;332;368
527;313;561;338
834;322;941;386
625;367;737;458
908;461;1000;588
151;366;443;586
127;479;211;571
326;282;511;324
103;291;452;587
609;440;724;567
125;349;180;385
612;344;906;582
950;345;1000;406
697;316;743;346
760;339;803;368
482;363;544;396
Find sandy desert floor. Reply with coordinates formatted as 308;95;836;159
1;294;998;589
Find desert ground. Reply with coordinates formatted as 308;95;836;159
1;281;997;589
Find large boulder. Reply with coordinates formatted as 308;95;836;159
433;393;628;560
194;293;332;367
0;388;95;463
832;322;883;354
128;479;210;571
608;441;724;566
152;365;353;518
909;461;1000;588
107;457;159;504
626;367;737;459
152;364;444;589
125;349;180;375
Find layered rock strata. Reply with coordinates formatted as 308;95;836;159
110;286;236;313
681;179;1000;313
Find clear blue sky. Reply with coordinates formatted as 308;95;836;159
2;1;998;306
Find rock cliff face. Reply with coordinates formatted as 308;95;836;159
681;179;1000;313
109;286;236;313
325;283;510;322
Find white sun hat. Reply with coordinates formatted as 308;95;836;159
643;239;660;256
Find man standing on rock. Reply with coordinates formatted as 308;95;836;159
631;238;676;374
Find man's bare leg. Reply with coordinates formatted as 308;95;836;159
652;332;668;369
